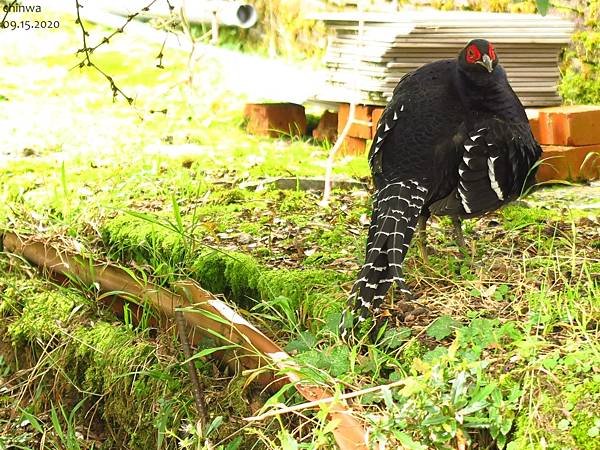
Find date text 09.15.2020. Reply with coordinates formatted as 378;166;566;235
1;20;60;30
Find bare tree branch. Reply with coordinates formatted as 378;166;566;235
72;0;163;103
1;0;18;23
174;310;209;430
320;1;368;207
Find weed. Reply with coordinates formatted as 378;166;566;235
49;399;86;450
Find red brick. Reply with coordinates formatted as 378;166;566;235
338;104;374;139
536;144;600;183
339;136;367;157
312;110;338;142
244;103;306;137
529;117;541;143
537;105;600;146
371;107;385;138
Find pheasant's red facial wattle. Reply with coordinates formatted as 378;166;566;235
488;43;496;61
465;45;481;64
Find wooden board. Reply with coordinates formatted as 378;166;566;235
313;10;573;108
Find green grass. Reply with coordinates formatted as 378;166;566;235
1;9;599;450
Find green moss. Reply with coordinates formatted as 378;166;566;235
315;226;360;252
212;188;249;205
0;268;222;450
279;190;310;213
100;212;352;318
101;213;188;274
192;251;229;294
191;250;261;306
571;389;600;449
68;322;175;448
257;268;349;316
238;221;263;235
0;277;30;317
72;322;155;391
7;288;82;343
191;204;243;233
400;340;429;372
224;253;262;302
572;415;600;449
500;204;557;231
252;246;272;257
190;249;349;316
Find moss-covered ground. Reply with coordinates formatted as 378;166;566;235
0;255;262;449
1;8;599;450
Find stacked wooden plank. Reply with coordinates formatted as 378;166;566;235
312;11;574;107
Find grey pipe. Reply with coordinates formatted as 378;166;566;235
183;0;257;29
105;0;257;29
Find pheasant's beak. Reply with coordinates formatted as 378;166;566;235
477;54;494;73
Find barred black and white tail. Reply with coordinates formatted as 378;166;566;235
340;179;428;337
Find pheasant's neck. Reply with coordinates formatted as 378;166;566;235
455;68;526;122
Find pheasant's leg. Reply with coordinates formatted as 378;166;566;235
417;216;429;265
451;216;467;249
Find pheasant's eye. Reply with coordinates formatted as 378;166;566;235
488;43;496;61
465;45;481;64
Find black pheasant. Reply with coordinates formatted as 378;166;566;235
344;39;541;331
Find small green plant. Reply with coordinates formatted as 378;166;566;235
0;355;10;378
59;162;71;222
426;315;460;340
49;399;86;450
281;316;526;449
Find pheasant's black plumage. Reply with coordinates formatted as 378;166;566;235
344;39;541;331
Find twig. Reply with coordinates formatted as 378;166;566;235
73;0;161;103
245;378;407;422
155;37;167;69
320;1;368;207
175;310;210;431
1;0;17;23
319;102;358;207
179;3;198;86
456;429;467;450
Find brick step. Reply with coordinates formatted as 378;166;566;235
312;110;338;142
339;135;367;156
335;104;600;145
336;105;386;141
537;144;600;183
242;104;599;182
244;103;306;137
529;117;541;142
337;104;374;139
537;105;600;146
